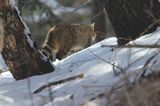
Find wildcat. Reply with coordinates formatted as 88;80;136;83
42;23;96;61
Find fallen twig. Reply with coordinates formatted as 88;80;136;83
33;73;84;94
101;44;160;48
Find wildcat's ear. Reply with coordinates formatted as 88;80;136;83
90;23;95;29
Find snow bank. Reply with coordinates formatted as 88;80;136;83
0;28;160;106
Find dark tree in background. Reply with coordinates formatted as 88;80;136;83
105;0;160;45
92;0;107;42
0;0;54;80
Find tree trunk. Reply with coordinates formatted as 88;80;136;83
92;0;107;42
0;0;54;80
0;17;4;53
105;0;160;45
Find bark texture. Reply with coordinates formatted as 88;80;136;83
0;17;4;52
0;0;54;80
105;0;160;45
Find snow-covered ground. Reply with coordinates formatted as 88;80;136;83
0;28;160;106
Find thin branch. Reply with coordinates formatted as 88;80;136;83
138;50;160;81
140;18;160;36
87;49;124;75
101;44;160;49
33;73;84;94
71;0;91;13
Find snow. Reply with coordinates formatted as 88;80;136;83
0;72;14;86
9;0;16;8
0;54;8;72
1;28;160;105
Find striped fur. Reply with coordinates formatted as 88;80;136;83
42;24;96;61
